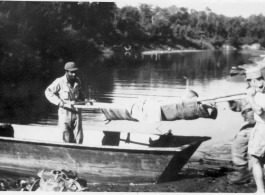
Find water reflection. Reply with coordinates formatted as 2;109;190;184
0;50;252;127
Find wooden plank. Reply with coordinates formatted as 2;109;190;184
74;92;247;110
74;102;127;109
197;92;246;102
12;123;164;136
213;95;246;103
120;138;150;146
0;136;182;151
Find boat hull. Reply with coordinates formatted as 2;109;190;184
0;135;210;184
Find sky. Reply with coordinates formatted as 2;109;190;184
113;0;265;18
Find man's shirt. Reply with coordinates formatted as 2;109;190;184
45;74;86;106
254;92;265;124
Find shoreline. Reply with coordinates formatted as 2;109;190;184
106;48;265;58
141;49;206;55
0;162;256;192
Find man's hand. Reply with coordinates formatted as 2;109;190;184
63;103;75;109
85;99;96;105
63;104;72;109
247;87;256;97
247;87;263;116
228;100;242;112
59;101;75;110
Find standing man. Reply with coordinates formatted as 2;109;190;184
45;62;90;144
245;66;265;193
227;99;255;184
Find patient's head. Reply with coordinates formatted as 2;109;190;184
183;90;199;99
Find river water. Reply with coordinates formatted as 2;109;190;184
0;50;253;151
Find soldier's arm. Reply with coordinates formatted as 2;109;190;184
45;79;64;107
228;100;243;112
247;88;263;116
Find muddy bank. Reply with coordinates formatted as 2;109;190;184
0;167;256;192
86;174;256;193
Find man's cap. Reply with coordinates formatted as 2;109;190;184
64;62;78;71
245;66;262;81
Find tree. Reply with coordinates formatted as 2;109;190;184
138;4;153;33
152;8;171;37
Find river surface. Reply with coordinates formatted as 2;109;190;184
0;50;254;151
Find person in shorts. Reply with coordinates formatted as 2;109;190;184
227;99;255;184
245;66;265;193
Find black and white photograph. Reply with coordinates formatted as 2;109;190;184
0;0;265;193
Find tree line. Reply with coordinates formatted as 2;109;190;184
0;1;264;65
116;4;265;50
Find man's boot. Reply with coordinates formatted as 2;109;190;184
227;168;252;184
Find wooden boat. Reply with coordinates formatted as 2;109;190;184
0;126;210;184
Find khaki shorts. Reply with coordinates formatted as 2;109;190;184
232;127;251;166
248;122;265;157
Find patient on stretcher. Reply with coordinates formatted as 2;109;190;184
101;90;218;123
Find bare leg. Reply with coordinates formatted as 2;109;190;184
251;155;265;193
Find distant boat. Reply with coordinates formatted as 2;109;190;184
222;44;236;50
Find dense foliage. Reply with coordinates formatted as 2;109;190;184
114;5;265;50
0;1;264;64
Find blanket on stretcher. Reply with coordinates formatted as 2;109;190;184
101;99;218;123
